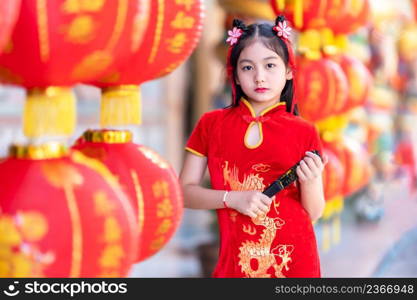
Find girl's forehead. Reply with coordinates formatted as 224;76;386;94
238;41;280;61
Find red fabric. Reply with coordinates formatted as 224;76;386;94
186;99;323;278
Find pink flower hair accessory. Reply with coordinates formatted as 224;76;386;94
226;27;243;46
273;20;291;40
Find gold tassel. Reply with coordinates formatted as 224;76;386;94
321;28;338;56
298;30;321;60
294;0;303;29
100;85;141;127
322;222;331;252
322;199;334;220
334;34;349;52
23;87;76;138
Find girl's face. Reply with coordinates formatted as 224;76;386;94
236;41;292;106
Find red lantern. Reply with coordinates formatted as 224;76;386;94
342;136;372;196
296;56;348;122
98;0;203;86
332;54;372;112
72;130;183;262
0;0;21;54
0;0;141;87
322;148;345;201
92;0;204;127
0;0;144;139
325;0;370;35
0;144;138;277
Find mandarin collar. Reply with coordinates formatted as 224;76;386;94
239;98;287;117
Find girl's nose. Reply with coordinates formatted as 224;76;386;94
254;71;266;84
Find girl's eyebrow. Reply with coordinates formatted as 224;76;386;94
239;56;278;64
239;59;253;64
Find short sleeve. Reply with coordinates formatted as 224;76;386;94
185;112;213;157
306;124;324;158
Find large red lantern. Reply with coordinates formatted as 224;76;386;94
0;0;140;87
72;130;183;262
0;0;143;139
0;0;21;54
93;0;204;127
322;148;345;202
296;56;348;122
342;136;372;197
325;0;370;35
0;144;138;277
332;54;372;112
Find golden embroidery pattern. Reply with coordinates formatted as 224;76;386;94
242;224;256;235
223;161;264;191
222;161;295;278
238;214;294;278
252;163;271;173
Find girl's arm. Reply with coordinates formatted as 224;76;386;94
179;152;272;217
296;151;328;222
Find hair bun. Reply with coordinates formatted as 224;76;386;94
232;19;247;31
275;15;286;25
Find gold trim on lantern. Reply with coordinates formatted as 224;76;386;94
148;0;165;63
131;170;145;237
82;129;133;144
105;0;129;51
9;142;68;160
36;0;50;62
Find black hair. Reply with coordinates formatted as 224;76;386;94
228;18;298;115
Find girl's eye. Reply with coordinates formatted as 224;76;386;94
266;63;275;69
242;65;253;71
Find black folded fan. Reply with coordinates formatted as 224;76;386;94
262;150;321;198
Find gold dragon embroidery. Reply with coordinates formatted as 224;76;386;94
222;161;294;278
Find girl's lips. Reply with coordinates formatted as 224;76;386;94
255;88;269;93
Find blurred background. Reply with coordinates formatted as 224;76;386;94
1;0;417;278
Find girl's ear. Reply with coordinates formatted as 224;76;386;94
286;69;293;80
235;75;240;85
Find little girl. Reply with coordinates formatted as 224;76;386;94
179;16;328;278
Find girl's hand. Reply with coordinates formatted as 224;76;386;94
226;191;273;218
296;151;328;185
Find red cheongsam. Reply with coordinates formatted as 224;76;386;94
185;98;323;278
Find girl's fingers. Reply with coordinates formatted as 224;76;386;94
296;166;307;181
260;195;273;206
305;151;322;169
258;203;270;213
248;211;257;218
303;156;318;170
300;160;313;178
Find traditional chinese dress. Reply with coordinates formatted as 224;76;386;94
186;98;323;278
